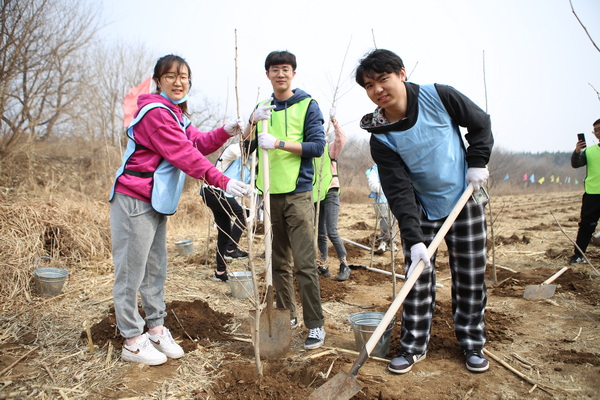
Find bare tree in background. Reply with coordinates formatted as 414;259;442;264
0;0;98;152
79;42;154;150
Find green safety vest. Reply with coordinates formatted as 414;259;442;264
312;142;333;202
256;98;312;194
585;145;600;194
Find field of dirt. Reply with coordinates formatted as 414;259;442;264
1;190;600;399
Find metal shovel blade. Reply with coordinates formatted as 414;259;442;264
308;371;362;400
523;267;569;300
523;284;557;300
256;307;291;359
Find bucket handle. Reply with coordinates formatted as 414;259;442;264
174;234;193;244
33;256;65;270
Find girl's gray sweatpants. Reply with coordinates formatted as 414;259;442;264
110;193;168;339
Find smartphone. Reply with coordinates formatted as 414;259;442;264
578;133;586;144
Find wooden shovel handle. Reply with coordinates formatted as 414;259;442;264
349;184;475;377
261;120;272;287
543;267;569;285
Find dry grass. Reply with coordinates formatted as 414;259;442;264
0;188;112;302
0;139;592;399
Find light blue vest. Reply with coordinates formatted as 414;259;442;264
109;103;191;215
373;84;467;220
221;152;251;198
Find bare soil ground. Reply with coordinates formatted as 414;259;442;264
1;190;600;399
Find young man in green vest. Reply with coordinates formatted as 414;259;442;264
245;50;326;350
570;118;600;264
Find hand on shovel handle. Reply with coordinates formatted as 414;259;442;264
308;184;475;400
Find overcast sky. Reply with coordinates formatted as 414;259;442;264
96;0;600;154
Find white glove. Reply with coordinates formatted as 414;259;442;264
258;132;278;150
225;180;252;197
408;242;430;277
224;117;244;136
466;167;489;191
252;98;276;122
329;107;336;120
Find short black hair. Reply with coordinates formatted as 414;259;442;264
265;51;297;71
594;118;600;126
355;49;405;88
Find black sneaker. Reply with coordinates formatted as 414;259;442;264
213;271;228;282
224;249;249;260
290;317;299;329
388;351;426;374
318;266;331;278
464;349;489;372
569;255;586;265
304;326;325;350
337;262;350;281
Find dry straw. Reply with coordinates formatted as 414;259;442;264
0;190;111;302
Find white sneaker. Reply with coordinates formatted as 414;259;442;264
148;327;184;359
121;333;168;365
304;326;326;350
377;242;387;253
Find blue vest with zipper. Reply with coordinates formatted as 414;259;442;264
109;103;191;215
373;84;467;220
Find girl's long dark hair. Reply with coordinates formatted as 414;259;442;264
153;54;192;117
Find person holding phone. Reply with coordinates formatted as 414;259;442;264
569;119;600;265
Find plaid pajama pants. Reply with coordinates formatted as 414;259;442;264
400;198;488;354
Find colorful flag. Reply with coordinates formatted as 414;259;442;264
550;175;555;183
523;173;528;181
529;174;535;183
123;77;152;127
504;174;509;180
538;177;545;184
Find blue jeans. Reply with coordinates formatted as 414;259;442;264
110;193;168;339
316;188;347;261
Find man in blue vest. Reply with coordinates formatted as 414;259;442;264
244;50;327;350
356;49;494;374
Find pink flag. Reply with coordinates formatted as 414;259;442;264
123;77;152;127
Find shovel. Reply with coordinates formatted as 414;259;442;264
308;184;475;400
523;267;569;300
251;130;291;359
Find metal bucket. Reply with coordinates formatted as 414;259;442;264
174;238;194;257
348;311;395;358
33;257;68;297
228;271;254;299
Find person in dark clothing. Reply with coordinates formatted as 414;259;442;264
356;49;493;374
202;143;251;282
569;118;600;265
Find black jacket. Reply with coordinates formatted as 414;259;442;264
363;82;493;246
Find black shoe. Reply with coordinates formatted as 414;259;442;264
569;254;586;265
337;262;350;281
464;349;489;372
213;271;228;282
224;249;249;260
388;351;426;374
318;266;330;278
